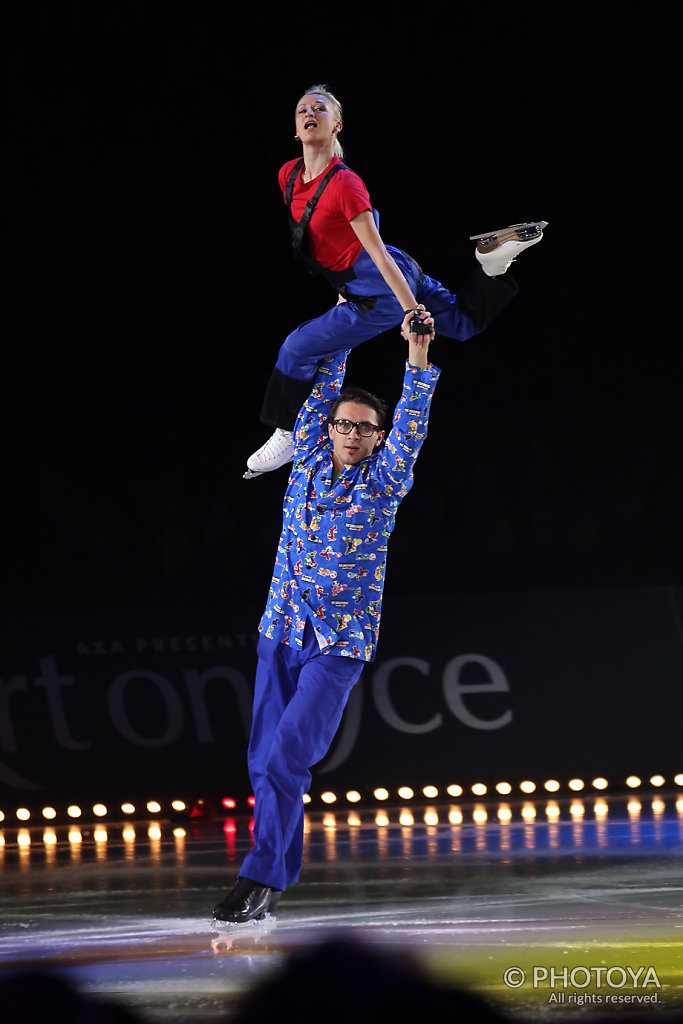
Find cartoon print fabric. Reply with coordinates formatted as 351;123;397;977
260;350;440;662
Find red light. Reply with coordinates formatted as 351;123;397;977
247;796;256;808
222;797;237;810
223;819;236;834
189;799;216;820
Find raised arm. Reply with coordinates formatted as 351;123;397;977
377;333;440;497
404;328;432;370
293;349;349;458
350;210;435;345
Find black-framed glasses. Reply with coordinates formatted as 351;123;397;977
330;418;381;437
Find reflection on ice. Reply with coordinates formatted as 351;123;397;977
0;796;682;1021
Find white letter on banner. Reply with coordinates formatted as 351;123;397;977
442;654;512;730
0;675;29;752
108;670;183;746
372;658;442;734
34;656;90;750
183;667;252;743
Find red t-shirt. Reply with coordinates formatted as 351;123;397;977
278;156;372;273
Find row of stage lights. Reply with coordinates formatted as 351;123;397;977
309;774;683;807
4;798;683;851
0;800;184;826
324;794;683;831
1;774;681;828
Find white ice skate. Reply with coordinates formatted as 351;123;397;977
243;428;294;479
472;221;547;277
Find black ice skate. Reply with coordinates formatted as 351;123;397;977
212;876;282;926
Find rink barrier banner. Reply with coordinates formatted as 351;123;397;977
1;586;682;804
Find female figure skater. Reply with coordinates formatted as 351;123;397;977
245;85;545;477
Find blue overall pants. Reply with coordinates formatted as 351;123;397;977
275;246;479;381
240;620;364;891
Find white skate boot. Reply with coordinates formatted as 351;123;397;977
472;221;547;277
243;428;294;479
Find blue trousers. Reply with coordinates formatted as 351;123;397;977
240;621;364;891
275;247;479;380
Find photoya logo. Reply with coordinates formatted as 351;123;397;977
504;965;662;990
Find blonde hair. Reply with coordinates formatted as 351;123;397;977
299;83;344;159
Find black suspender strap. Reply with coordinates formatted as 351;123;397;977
284;158;304;207
285;158;347;259
284;157;368;298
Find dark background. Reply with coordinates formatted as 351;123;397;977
4;2;680;620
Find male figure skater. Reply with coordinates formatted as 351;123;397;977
213;318;438;923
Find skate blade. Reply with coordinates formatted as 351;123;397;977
210;911;277;932
211;914;277;952
243;456;294;480
469;220;548;243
